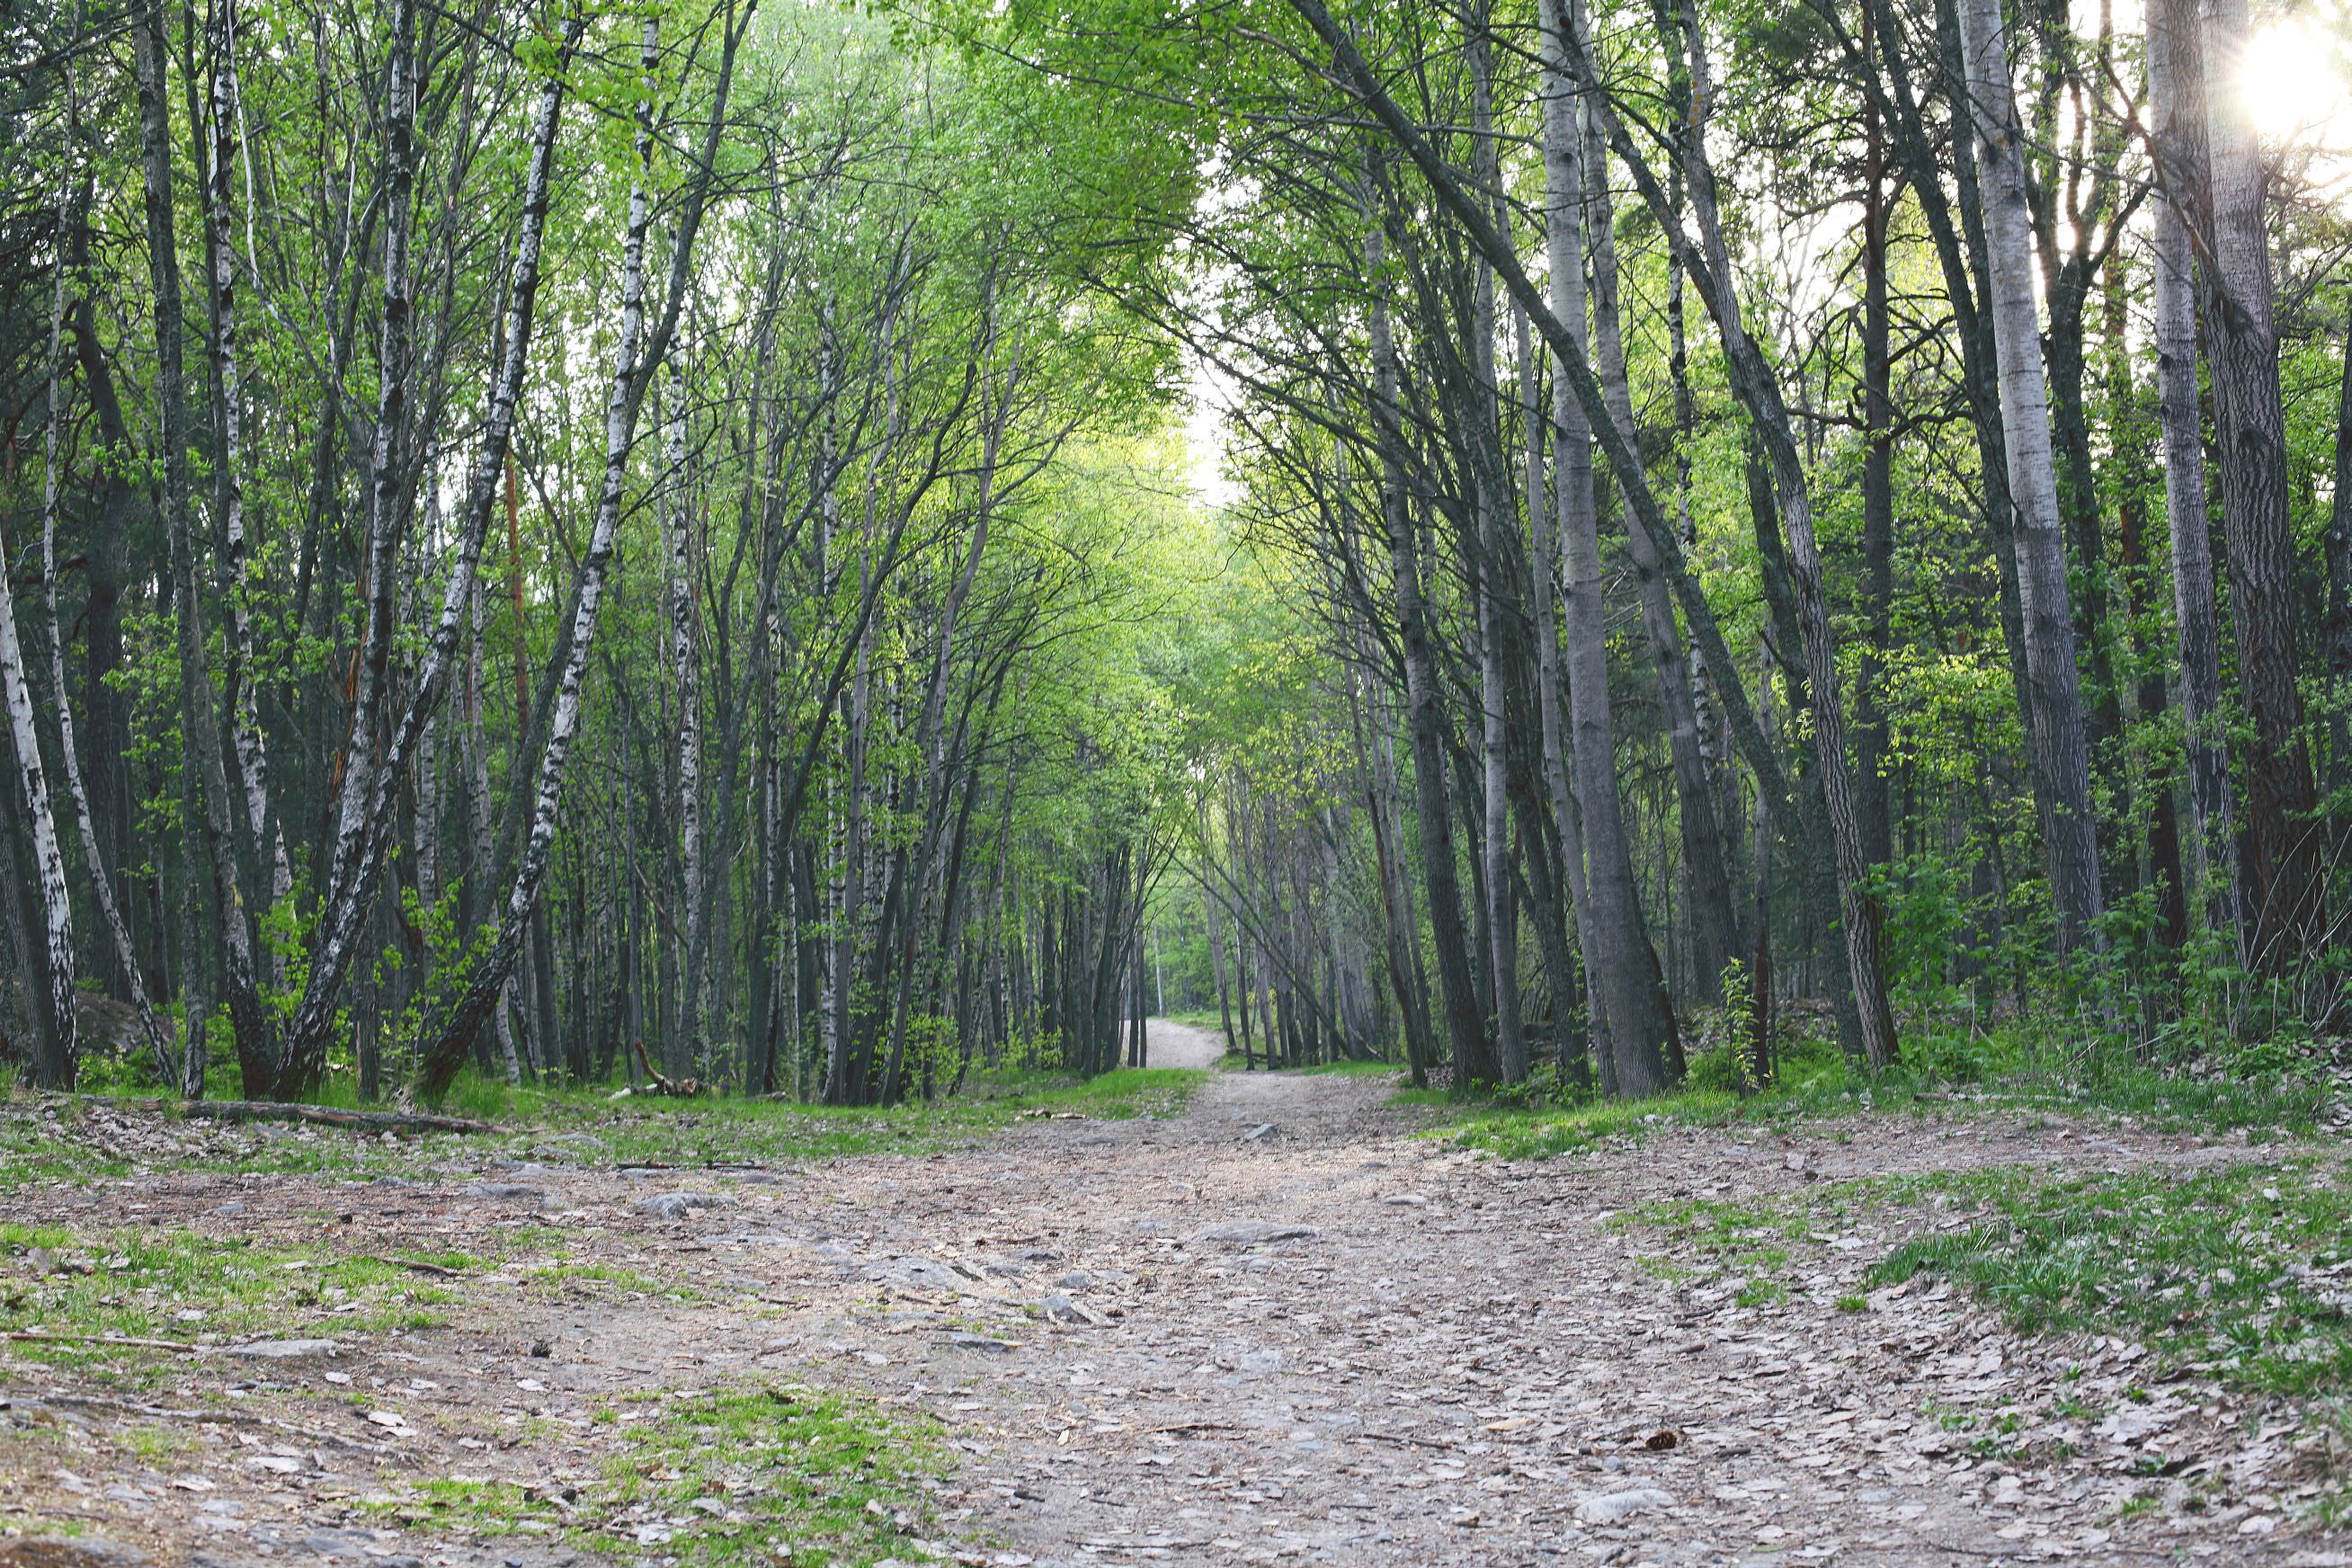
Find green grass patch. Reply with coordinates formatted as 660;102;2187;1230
374;1383;943;1567
1618;1153;2352;1401
0;1224;493;1377
3;1066;1208;1190
1416;1029;2332;1162
1868;1156;2352;1397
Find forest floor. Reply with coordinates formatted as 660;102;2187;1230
2;1021;2349;1568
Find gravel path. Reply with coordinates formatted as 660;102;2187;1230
2;1069;2335;1568
1142;1018;1229;1071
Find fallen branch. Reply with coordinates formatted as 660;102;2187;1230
10;1391;394;1452
6;1330;200;1353
141;1100;500;1135
1147;1421;1241;1436
1356;1429;1457;1451
627;1038;707;1098
365;1255;466;1278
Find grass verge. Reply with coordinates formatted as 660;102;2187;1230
371;1382;943;1568
1623;1154;2352;1401
0;1223;494;1378
0;1066;1209;1188
1414;1032;2334;1162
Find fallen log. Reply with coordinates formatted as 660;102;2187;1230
156;1100;500;1135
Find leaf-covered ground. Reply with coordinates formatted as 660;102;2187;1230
3;1025;2348;1567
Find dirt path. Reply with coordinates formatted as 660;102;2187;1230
1142;1019;1227;1072
2;1073;2338;1568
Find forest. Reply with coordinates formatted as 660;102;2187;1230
0;0;2348;1111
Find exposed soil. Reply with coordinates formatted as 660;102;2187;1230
2;1022;2343;1568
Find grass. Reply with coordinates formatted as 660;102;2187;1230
1412;1030;2335;1162
0;1065;1208;1189
1621;1153;2352;1401
1868;1156;2352;1398
0;1223;492;1377
373;1382;944;1568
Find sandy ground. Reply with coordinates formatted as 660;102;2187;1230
1;1044;2342;1568
1140;1020;1227;1072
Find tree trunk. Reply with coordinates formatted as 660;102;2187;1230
1954;0;2106;953
2199;0;2325;967
2146;0;2240;946
1543;0;1673;1095
1362;165;1488;1083
1581;91;1738;1003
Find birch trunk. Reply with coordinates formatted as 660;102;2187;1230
2146;0;2239;941
283;13;583;1088
1362;171;1488;1083
664;369;708;1077
1543;0;1673;1094
1955;0;2107;953
0;530;76;1090
1581;92;1738;1002
38;72;167;1085
420;4;745;1094
132;0;271;1085
203;0;290;915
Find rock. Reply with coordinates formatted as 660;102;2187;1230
0;1537;152;1568
632;1191;738;1220
942;1332;1019;1352
860;1255;988;1295
462;1182;544;1202
1194;1220;1320;1245
1576;1487;1673;1525
1038;1293;1103;1325
226;1339;341;1360
1380;1194;1427;1207
1243;1124;1278;1142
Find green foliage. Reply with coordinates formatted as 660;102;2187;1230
0;1224;488;1376
364;1383;943;1567
1870;1160;2352;1398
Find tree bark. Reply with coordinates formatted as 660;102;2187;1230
2146;0;2239;945
1362;163;1488;1083
2199;0;2325;967
1955;0;2107;953
1542;0;1673;1094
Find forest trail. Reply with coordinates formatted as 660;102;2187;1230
0;1082;2330;1568
1140;1020;1228;1072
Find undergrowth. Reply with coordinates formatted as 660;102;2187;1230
371;1382;943;1567
0;1067;1207;1187
0;1223;494;1380
1626;1155;2352;1401
1414;1025;2333;1161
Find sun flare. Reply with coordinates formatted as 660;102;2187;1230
2240;15;2352;143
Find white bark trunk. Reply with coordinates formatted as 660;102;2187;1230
1955;0;2106;950
286;13;582;1082
2146;0;2238;941
1544;0;1670;1094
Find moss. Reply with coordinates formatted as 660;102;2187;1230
374;1382;947;1568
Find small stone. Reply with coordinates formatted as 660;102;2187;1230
1243;1124;1278;1142
226;1339;341;1361
0;1537;153;1568
1194;1221;1319;1245
462;1182;544;1202
634;1191;738;1220
1038;1294;1102;1325
1380;1194;1427;1207
1576;1487;1673;1525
